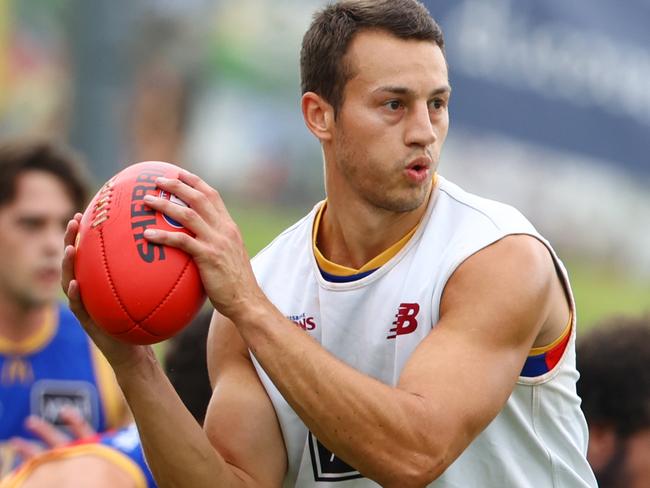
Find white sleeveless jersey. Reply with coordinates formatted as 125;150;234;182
250;176;597;487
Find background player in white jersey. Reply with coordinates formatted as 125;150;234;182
61;0;596;486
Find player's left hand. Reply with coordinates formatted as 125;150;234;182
62;214;152;371
142;171;267;321
9;407;97;461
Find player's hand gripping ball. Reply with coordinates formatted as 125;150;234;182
75;161;206;344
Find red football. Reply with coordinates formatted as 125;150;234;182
75;161;206;344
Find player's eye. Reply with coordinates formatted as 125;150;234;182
385;100;403;111
17;217;44;232
429;98;447;111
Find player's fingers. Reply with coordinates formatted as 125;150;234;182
157;173;228;227
178;170;229;216
8;437;44;461
143;194;210;237
24;416;70;447
156;175;202;203
143;228;203;257
63;215;81;248
61;245;75;293
64;277;103;348
66;278;93;327
60;407;96;440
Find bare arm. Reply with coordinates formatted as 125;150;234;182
203;313;286;486
62;216;286;488
141;172;566;487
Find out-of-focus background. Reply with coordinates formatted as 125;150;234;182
1;0;648;330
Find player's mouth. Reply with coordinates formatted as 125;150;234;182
404;156;432;184
35;267;61;284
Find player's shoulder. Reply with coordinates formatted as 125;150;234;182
436;176;537;236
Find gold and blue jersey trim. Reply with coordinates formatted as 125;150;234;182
520;313;573;378
313;203;417;281
312;175;437;281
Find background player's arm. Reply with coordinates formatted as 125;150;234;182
228;235;561;487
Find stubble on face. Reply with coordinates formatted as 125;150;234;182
332;125;433;214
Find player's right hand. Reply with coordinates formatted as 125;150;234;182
62;214;153;371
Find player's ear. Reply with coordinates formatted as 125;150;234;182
301;92;334;142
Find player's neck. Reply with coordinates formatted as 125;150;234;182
318;190;431;270
0;294;53;342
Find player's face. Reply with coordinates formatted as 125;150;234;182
621;429;650;488
590;428;650;488
0;171;74;309
330;30;450;212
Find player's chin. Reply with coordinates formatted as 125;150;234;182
395;183;431;208
25;289;58;308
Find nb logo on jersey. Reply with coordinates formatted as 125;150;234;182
387;303;420;339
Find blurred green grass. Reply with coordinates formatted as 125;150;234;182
228;201;309;256
567;260;650;332
229;203;650;334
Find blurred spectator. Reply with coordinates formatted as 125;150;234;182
0;307;214;488
0;138;129;476
577;314;650;488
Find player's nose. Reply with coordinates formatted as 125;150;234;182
43;223;66;256
404;103;436;148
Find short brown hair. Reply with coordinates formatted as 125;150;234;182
300;0;445;116
577;314;650;437
0;137;90;211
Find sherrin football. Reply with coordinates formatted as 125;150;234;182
75;161;206;344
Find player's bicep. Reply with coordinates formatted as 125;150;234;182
205;312;286;487
397;235;555;461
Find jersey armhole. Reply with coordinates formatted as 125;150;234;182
520;312;573;379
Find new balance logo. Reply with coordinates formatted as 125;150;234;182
387;303;420;339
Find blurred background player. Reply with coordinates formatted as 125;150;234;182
0;137;129;476
0;306;214;488
577;314;650;488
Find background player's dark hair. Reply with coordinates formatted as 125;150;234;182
301;0;445;118
0;137;90;211
577;314;650;437
164;308;213;425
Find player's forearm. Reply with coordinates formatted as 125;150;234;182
232;301;447;487
113;355;253;488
